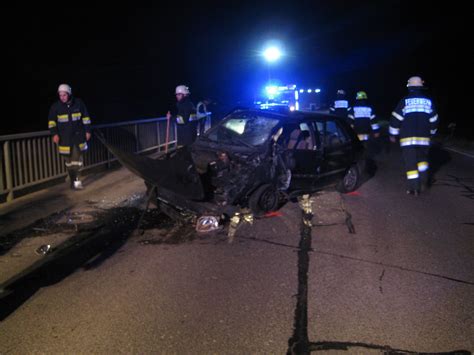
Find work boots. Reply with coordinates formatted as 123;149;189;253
68;170;84;190
73;179;84;190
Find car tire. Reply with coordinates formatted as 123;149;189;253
336;164;360;193
249;184;279;216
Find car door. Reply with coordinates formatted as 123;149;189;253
285;120;324;191
316;117;354;185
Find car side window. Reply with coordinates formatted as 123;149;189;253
321;119;349;147
284;123;315;150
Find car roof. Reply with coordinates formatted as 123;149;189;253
230;108;339;124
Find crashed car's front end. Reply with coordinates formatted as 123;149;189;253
98;110;292;232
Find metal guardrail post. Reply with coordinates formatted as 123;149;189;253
135;124;139;153
106;127;112;169
157;120;161;150
3;141;14;202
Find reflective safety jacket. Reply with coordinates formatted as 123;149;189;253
48;97;91;155
389;87;438;147
348;99;379;141
329;99;351;118
175;96;197;124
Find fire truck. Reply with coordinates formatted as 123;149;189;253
254;84;323;112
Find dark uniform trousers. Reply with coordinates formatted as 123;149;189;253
402;145;429;191
64;145;84;182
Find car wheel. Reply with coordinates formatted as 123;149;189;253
249;184;279;216
337;164;360;193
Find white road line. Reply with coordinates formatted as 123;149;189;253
443;146;474;159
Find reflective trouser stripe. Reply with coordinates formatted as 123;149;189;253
48;121;57;128
389;126;399;135
65;161;83;167
357;134;369;141
407;170;419;179
418;161;429;172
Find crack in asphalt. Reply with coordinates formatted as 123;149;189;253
433;175;474;200
286;195;472;354
308;341;471;354
311;249;474;286
379;269;386;294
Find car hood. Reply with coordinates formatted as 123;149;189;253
97;135;205;201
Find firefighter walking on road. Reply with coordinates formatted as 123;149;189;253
329;89;351;121
389;76;438;195
348;91;380;150
166;85;197;147
48;84;92;190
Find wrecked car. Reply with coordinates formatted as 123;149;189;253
100;109;364;226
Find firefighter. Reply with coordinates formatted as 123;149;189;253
48;84;92;190
389;76;438;195
329;89;351;121
166;85;197;146
348;91;380;147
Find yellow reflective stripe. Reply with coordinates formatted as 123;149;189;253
79;142;88;151
48;121;57;128
58;146;71;154
57;114;69;122
400;137;430;146
71;113;82;118
82;116;91;124
407;170;419;179
357;134;369;141
176;115;185;124
400;137;430;143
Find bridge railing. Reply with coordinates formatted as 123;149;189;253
0;114;211;204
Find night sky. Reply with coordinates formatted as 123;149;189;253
4;1;472;138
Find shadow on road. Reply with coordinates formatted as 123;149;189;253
0;206;173;321
429;143;452;183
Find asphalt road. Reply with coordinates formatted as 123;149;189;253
0;143;473;354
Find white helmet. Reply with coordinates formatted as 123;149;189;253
407;76;424;87
175;85;190;95
58;84;72;95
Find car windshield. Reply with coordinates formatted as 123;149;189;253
204;114;280;147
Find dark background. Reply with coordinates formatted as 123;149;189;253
3;1;472;138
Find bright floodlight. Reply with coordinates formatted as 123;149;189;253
263;46;282;62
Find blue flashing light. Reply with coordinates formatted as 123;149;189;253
315;89;321;93
265;86;278;96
